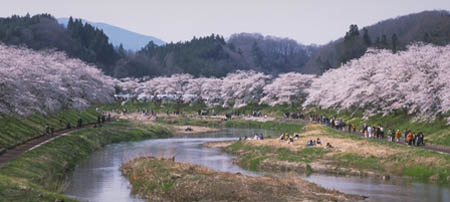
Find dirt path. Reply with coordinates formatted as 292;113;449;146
0;121;111;168
311;120;450;155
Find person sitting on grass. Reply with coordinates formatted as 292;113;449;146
294;133;300;140
317;138;322;145
288;136;294;144
326;142;334;149
306;140;314;147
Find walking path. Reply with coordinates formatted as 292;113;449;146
0;121;109;168
301;119;450;154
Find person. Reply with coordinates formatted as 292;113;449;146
367;126;373;138
352;124;357;133
97;116;101;124
326;142;334;149
395;129;401;142
374;126;381;139
44;124;50;135
259;134;264;140
306;140;314;147
403;129;409;143
288;136;294;144
388;129;394;142
317;138;322;145
417;132;424;146
77;118;83;128
107;113;111;122
101;115;106;123
407;132;414;145
294;133;300;140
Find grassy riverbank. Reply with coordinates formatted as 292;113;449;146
155;116;305;134
212;123;450;185
121;156;365;202
0;107;101;154
0;120;170;202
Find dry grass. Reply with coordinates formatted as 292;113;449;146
121;157;366;202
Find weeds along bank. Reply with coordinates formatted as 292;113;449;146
0;108;101;155
217;123;450;185
0;120;170;202
121;157;365;202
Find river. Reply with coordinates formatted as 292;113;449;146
64;128;449;202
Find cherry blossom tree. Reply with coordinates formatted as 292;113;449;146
304;43;450;121
261;72;315;106
0;44;116;116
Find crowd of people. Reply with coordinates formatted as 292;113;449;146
43;112;112;136
308;114;425;147
277;133;334;149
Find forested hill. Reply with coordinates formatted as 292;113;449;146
0;14;119;75
2;11;450;78
114;33;317;78
302;10;450;74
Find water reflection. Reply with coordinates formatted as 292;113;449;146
64;128;270;202
303;174;449;202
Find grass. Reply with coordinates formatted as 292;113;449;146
220;122;450;185
121;156;364;202
155;116;305;134
332;153;383;172
0;120;170;202
224;141;328;171
0;107;101;153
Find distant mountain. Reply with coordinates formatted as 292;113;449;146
302;10;450;74
58;18;165;51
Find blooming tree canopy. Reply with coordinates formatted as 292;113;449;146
0;44;116;116
303;44;450;121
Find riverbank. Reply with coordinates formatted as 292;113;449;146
207;123;450;185
0;120;170;202
121;156;366;202
155;115;305;133
0;107;101;155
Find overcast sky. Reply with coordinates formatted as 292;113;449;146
1;0;449;45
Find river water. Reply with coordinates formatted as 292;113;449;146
64;128;450;202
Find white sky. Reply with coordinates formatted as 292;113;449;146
1;0;449;45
